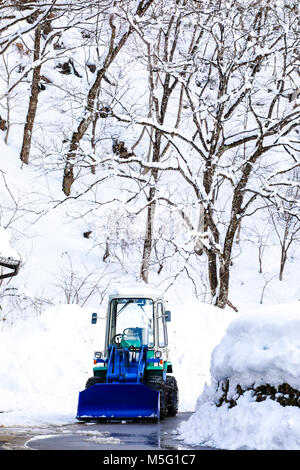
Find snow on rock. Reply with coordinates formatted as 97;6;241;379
211;302;300;391
0;226;19;261
178;302;300;450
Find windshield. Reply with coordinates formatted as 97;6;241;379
110;298;154;347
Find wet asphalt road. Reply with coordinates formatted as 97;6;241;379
24;413;212;450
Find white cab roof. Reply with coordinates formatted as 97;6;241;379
108;285;164;302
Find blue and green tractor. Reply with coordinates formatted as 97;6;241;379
76;291;178;421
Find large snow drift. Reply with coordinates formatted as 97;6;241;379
0;304;105;426
179;303;300;450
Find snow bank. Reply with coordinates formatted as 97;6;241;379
178;302;300;450
0;226;19;260
178;390;300;450
0;304;105;426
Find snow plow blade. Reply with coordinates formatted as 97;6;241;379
76;383;160;420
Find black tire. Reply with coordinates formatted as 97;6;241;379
85;376;106;388
166;376;179;417
145;375;168;420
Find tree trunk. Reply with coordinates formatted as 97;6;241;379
279;246;287;281
216;259;230;308
215;212;239;308
139;104;162;283
140;187;156;283
207;250;218;299
215;157;261;308
20;24;41;165
62;66;107;195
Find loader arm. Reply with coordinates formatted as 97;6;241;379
106;344;148;383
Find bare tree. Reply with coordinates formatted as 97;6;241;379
20;24;42;164
135;3;189;283
110;0;300;307
62;0;155;196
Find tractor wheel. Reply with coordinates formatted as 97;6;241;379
166;376;179;416
85;376;106;388
145;376;168;419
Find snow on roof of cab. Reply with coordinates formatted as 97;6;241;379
108;283;164;301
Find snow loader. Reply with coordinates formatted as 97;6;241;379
76;291;178;421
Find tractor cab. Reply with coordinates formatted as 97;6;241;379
103;294;170;354
107;297;154;350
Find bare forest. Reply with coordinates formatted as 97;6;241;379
0;0;299;323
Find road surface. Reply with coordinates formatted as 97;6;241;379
0;413;214;450
27;413;213;450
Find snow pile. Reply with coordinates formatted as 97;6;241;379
179;389;300;450
0;304;105;426
179;302;300;450
0;226;19;261
211;303;300;390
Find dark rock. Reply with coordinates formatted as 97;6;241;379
217;379;300;409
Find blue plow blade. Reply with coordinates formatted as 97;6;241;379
76;383;160;420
